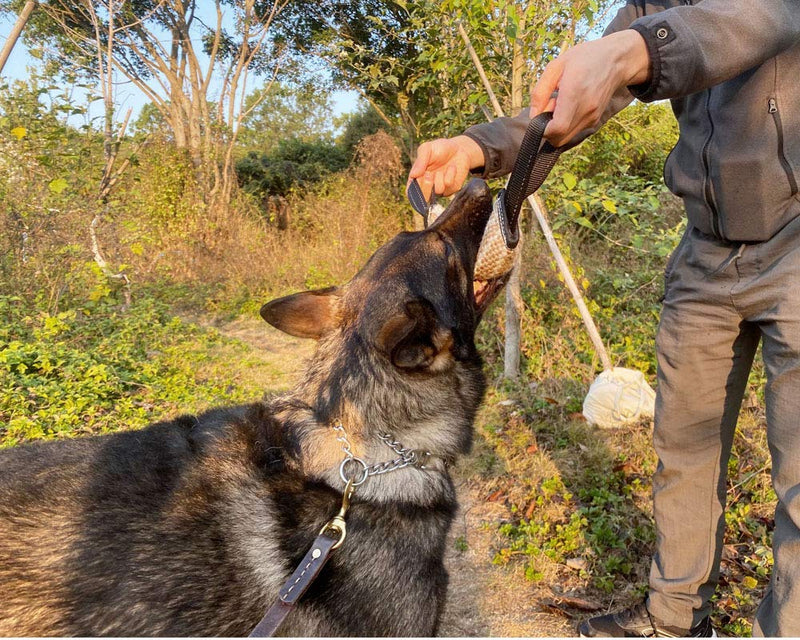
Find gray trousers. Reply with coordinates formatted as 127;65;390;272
646;216;800;635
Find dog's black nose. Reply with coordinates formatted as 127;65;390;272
462;178;491;202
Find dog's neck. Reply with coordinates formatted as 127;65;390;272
269;396;454;505
272;336;471;502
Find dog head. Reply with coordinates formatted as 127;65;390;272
260;179;508;454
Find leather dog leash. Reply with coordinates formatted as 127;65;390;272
249;473;354;638
248;425;443;637
407;112;564;247
249;524;343;637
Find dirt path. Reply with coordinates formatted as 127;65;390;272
440;478;577;637
196;314;579;637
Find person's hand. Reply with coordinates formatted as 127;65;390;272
407;135;485;199
531;29;650;147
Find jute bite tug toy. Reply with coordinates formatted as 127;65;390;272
407;112;562;281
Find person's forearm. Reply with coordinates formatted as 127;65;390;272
462;110;530;179
462;29;648;176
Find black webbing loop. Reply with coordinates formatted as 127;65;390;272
501;112;564;248
406;178;438;227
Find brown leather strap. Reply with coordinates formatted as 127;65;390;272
249;533;338;637
248;601;293;638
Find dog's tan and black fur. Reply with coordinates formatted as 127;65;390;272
0;179;508;636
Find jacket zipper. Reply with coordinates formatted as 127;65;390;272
701;89;722;238
769;98;799;196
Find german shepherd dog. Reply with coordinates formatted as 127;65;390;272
0;179;508;636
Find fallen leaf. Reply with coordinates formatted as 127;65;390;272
524;501;536;520
722;545;739;561
553;595;602;611
741;576;758;589
613;461;639;474
48;177;69;194
538;601;571;618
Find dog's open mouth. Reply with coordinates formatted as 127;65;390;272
472;274;510;316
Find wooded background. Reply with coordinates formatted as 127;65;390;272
0;2;774;635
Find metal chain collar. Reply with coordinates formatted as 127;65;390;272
332;421;433;487
317;422;438;552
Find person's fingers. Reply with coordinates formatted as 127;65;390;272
546;85;579;147
444;164;458;195
530;59;563;115
409;142;434;180
418;173;434;201
434;169;446;197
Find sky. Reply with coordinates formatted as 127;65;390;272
0;11;360;128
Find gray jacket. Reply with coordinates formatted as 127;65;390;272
464;0;800;242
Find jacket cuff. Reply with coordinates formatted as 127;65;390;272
462;131;490;178
628;14;699;102
628;23;664;102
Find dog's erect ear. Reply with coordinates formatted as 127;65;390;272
260;286;339;339
376;299;450;370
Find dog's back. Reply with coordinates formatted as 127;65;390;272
0;406;284;635
0;403;455;636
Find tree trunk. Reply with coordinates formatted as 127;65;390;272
0;1;36;74
503;15;526;379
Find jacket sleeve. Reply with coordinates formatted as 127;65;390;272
630;0;800;102
463;1;646;179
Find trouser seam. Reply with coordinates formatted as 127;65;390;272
705;430;724;626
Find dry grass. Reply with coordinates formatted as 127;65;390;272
122;132;410;305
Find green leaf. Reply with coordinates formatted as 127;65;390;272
562;172;577;190
505;21;517;41
741;576;758;590
48;178;69;194
10;126;27;140
575;216;594;229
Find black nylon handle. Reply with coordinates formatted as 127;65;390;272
501;112;564;245
406;178;438;227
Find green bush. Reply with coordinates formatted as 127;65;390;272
236;137;350;198
0;292;260;448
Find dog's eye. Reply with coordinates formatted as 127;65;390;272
444;242;453;259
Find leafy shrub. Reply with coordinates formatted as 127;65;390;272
236;137;349;198
0;293;262;448
338;103;391;161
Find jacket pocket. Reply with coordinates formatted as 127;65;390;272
769;97;799;196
